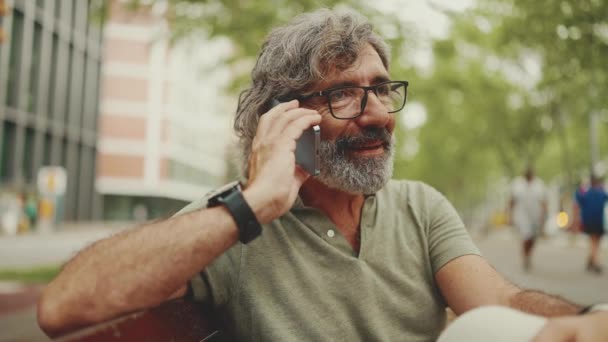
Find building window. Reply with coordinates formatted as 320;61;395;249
62;43;74;124
83;57;100;130
91;61;101;132
0;121;17;181
43;133;52;166
60;137;68;168
28;23;43;113
7;10;24;108
23;128;35;182
54;0;61;18
47;34;59;119
68;50;85;127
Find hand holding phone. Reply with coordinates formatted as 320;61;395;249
270;99;320;176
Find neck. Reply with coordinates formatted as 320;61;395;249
299;177;365;251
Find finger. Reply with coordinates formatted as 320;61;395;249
261;99;300;123
267;106;319;134
270;99;299;113
279;114;322;145
532;322;573;342
256;99;299;134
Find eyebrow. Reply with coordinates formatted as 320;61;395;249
323;75;391;90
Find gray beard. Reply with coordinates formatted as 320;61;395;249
316;128;394;195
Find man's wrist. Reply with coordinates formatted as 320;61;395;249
207;181;263;244
242;187;277;224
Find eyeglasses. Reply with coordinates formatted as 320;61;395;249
295;80;409;120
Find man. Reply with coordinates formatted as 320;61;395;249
38;8;608;341
574;174;607;274
509;166;547;271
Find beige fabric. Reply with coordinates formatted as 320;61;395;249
438;306;547;342
179;180;480;341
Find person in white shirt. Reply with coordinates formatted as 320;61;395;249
509;166;548;271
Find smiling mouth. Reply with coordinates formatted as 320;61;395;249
349;141;385;151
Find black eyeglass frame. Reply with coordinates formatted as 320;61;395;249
292;80;409;120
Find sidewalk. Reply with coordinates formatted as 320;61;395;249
0;222;129;269
473;225;608;250
474;228;608;305
0;222;130;342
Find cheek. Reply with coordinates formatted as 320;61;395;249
308;106;341;140
319;118;352;141
386;117;396;133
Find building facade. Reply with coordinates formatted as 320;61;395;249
97;1;233;220
0;0;103;222
0;0;232;224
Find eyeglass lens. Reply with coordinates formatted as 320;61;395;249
328;82;407;118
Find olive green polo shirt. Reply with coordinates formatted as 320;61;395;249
178;180;480;341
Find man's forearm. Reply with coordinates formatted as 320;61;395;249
509;289;582;317
37;205;239;337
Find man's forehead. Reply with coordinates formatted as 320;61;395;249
313;44;389;89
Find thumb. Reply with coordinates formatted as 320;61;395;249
533;321;575;342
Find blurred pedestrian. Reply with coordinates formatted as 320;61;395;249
24;193;38;228
568;180;588;234
509;166;547;271
574;174;607;274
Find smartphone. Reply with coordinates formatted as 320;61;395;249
270;99;320;176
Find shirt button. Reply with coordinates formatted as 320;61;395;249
327;229;335;238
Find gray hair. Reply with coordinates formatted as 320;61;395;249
234;7;391;173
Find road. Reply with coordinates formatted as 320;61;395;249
0;226;606;341
476;228;608;305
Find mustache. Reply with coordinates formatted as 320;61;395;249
335;127;392;151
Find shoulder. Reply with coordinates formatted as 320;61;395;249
173;196;211;217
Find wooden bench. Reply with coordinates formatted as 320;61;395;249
57;298;224;341
55;299;457;340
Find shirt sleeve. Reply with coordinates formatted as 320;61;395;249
422;184;481;274
174;196;241;308
189;245;242;307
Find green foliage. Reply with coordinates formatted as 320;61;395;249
125;1;410;91
123;0;608;212
393;0;608;211
89;0;109;26
477;0;608;182
0;265;61;284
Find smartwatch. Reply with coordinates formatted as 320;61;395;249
207;181;262;244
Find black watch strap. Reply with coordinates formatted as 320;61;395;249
216;185;262;244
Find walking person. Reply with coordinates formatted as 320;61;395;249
509;166;548;271
574;174;608;274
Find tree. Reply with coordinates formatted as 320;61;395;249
120;0;608;214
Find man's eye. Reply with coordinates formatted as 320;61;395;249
329;88;357;103
376;84;390;96
330;90;347;101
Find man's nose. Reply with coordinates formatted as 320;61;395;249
355;92;391;127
